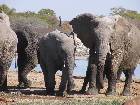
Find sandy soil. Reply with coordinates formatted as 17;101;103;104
0;70;140;104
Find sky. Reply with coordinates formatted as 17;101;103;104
0;0;140;21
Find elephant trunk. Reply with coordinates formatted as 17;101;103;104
96;36;111;90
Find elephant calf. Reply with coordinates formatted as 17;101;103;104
39;30;75;96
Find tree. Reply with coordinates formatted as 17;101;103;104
38;9;55;16
110;7;140;20
0;4;16;15
0;4;10;13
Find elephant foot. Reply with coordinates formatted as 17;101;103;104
46;88;55;96
0;87;8;92
17;81;31;89
106;88;116;96
122;88;131;96
85;87;98;95
57;91;67;97
46;91;56;96
79;89;86;94
67;83;75;94
79;87;86;94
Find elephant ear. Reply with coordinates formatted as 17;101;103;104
90;19;99;29
69;18;77;26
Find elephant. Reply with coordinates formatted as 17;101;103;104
69;13;140;96
10;18;52;88
0;11;17;91
39;30;75;96
10;16;73;88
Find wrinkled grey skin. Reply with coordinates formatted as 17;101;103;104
70;13;140;96
0;12;17;91
39;30;75;96
10;19;51;88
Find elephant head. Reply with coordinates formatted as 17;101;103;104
70;13;99;49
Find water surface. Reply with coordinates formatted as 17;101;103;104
10;59;140;79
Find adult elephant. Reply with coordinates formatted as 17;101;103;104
39;30;75;96
0;12;17;91
10;18;51;88
70;13;140;96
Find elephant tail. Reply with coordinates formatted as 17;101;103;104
59;16;62;27
14;51;17;68
70;32;77;67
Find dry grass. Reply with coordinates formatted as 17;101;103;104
0;70;139;105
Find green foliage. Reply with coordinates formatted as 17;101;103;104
0;4;16;15
38;9;56;16
9;12;58;28
0;4;59;28
0;4;72;32
111;7;140;20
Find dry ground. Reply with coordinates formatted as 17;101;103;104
0;70;140;105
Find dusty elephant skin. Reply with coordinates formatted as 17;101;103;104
0;12;17;91
70;13;140;96
39;30;75;96
10;19;51;88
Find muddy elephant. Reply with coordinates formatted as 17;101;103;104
39;30;75;96
70;13;140;96
10;18;51;88
0;12;17;91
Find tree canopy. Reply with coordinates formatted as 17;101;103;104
0;4;72;33
38;9;56;16
111;7;140;20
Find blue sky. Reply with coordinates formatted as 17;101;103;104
0;0;140;20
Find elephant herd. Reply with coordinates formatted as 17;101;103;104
0;11;140;96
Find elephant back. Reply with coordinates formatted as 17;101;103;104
0;22;17;43
0;17;17;67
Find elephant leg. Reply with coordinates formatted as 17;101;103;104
40;58;56;95
117;69;122;82
105;59;117;95
59;69;74;96
46;67;56;96
0;60;11;91
58;67;68;96
66;56;75;94
40;58;48;88
18;62;35;88
106;69;117;96
59;56;75;96
17;54;33;88
18;67;32;88
122;69;132;96
86;64;98;95
96;62;104;90
85;50;99;95
0;67;8;91
105;57;119;95
106;50;123;96
79;66;90;93
67;69;75;94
